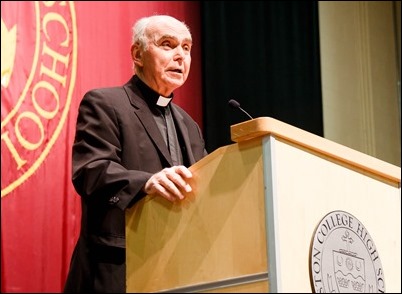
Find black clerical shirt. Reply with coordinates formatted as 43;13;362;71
136;77;184;166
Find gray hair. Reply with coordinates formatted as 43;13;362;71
131;16;151;50
131;15;191;50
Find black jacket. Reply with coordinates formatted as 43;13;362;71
63;75;207;293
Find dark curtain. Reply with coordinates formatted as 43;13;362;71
201;1;323;152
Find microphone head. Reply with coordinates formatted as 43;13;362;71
228;99;240;108
228;98;254;120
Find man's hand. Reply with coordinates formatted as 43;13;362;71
143;166;193;202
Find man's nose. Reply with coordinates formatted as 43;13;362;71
174;46;186;60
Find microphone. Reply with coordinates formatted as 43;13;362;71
228;99;254;120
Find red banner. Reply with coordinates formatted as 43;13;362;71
1;1;202;292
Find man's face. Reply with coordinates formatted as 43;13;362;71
139;19;192;96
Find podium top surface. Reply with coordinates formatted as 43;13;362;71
230;117;400;184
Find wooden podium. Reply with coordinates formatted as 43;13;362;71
126;117;401;293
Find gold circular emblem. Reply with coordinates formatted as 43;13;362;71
1;2;77;197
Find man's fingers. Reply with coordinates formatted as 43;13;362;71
174;165;192;177
145;166;193;202
161;178;185;200
166;167;192;193
153;183;181;202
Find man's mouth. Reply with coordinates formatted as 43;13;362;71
169;69;183;73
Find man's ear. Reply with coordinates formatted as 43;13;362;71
131;44;143;66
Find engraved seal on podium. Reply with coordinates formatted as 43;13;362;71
309;210;385;293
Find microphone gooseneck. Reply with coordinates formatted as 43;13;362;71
228;99;254;120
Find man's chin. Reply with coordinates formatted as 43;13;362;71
166;78;185;89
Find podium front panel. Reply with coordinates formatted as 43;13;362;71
126;140;270;292
263;136;401;292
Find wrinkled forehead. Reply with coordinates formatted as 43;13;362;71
146;18;192;42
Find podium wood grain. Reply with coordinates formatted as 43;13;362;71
126;117;401;292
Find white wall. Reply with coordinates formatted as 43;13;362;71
319;1;401;166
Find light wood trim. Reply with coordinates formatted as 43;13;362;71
230;117;400;184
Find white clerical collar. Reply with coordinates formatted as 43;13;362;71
156;96;172;107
